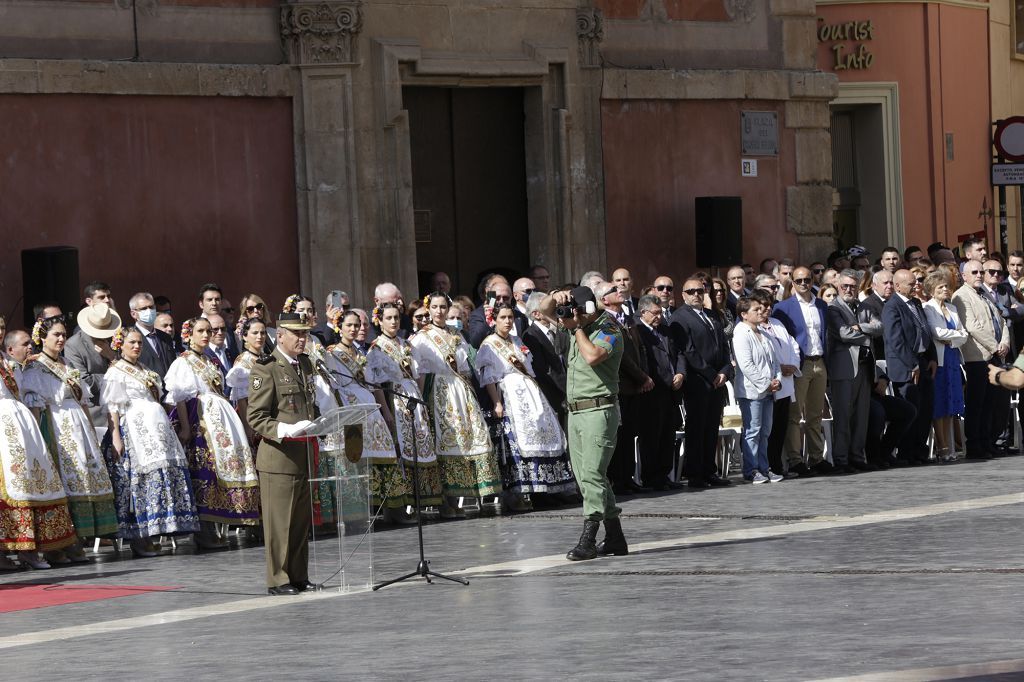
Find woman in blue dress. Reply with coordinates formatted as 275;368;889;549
922;272;968;462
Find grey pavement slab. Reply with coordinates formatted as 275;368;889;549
2;455;1023;681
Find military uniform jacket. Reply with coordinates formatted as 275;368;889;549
247;346;320;475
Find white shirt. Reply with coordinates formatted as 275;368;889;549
209;342;230;368
797;295;824;356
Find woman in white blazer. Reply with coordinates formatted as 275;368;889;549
923;271;968;461
732;297;783;483
749;289;802;477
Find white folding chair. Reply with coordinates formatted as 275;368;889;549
717;383;742;476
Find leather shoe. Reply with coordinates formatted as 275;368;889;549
849;460;877;472
810;460;834;475
686;479;710;489
788;463;813;477
707;475;732;487
624;481;652;494
291;580;317;592
267;584;299;596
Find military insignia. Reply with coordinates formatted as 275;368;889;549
251;376;263;391
282;374;292;383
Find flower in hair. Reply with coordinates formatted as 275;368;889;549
31;319;44;346
372;306;382;327
283;294;301;313
110;327;126;352
180;319;194;344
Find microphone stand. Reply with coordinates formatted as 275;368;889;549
372;381;468;590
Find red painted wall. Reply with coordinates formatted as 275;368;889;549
0;94;299;329
816;3;992;250
601;99;798;287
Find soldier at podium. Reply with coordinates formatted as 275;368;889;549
248;311;320;596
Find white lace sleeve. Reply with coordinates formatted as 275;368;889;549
455;337;472;375
163;358;200;405
409;337;435;374
20;365;48;409
226;364;251;400
364;348;390;385
99;369;130;412
473;343;503;387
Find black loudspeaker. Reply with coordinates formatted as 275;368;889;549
695;196;743;267
21;246;79;327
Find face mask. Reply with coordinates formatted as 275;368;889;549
137;308;157;325
446;319;463;332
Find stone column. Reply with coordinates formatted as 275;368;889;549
281;0;366;308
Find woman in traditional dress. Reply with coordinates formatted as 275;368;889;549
326;311;405;521
164;317;260;549
476;304;574;513
22;316;117;563
366;302;442;522
226;317;269;444
0;346;77;569
101;327;199;557
410;293;501;517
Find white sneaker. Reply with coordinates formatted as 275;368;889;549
767;471;784;483
751;472;769;484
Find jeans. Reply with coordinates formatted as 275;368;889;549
739;396;774;478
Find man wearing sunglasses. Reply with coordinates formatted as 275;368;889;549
653;275;675;316
512;277;536;337
771;266;832;476
981;259;1022;454
669;278;734;488
952;261;1006;460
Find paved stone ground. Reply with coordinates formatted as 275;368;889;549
2;456;1024;681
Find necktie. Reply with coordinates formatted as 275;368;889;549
907;299;927;353
698;309;714;331
980;289;1003;343
146;332;158;352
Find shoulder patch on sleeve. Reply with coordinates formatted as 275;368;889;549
595;330;619;346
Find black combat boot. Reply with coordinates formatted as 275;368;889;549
566;519;601;561
596;517;629;556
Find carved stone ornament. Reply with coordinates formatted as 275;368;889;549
576;8;604;68
724;0;757;23
281;1;364;65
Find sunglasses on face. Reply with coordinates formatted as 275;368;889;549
245;304;265;313
520;288;535;296
915;277;925;283
209;326;226;333
793;278;812;285
987;269;1006;277
967;270;983;276
765;285;780;292
839;283;858;290
812;268;825;274
655;285;674;292
683;288;705;295
413;314;430;321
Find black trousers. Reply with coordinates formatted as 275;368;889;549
609;393;641;486
892;355;934;461
767;397;790;474
964;361;995;456
989;385;1012;448
866;393;917;462
636;385;682;486
681;383;726;482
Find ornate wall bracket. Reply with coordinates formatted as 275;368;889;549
281;1;364;65
576;8;604;68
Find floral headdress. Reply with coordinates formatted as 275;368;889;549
31;318;45;346
180;319;194;345
283;294;302;314
110;326;127;352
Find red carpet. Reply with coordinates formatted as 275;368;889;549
0;583;179;613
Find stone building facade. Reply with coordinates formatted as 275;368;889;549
0;0;834;320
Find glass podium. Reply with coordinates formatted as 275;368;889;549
304;404;379;593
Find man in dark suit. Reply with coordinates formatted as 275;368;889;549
588;282;654;493
858;269;894;359
468;280;528;347
511;278;536;338
669;277;734;488
128;292;176;379
826;271;878;473
725;266;748;317
634;295;687;489
204;313;238;398
653;275;676;317
611;267;639;321
198;283;240;359
771;266;831;476
521;293;569;424
883;269;937;464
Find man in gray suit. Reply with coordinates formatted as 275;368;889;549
826;270;878;473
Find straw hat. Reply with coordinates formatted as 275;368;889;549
76;303;122;339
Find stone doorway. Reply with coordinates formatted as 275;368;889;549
404;86;531;299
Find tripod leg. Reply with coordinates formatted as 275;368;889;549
426;570;470;586
371;569;422;591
